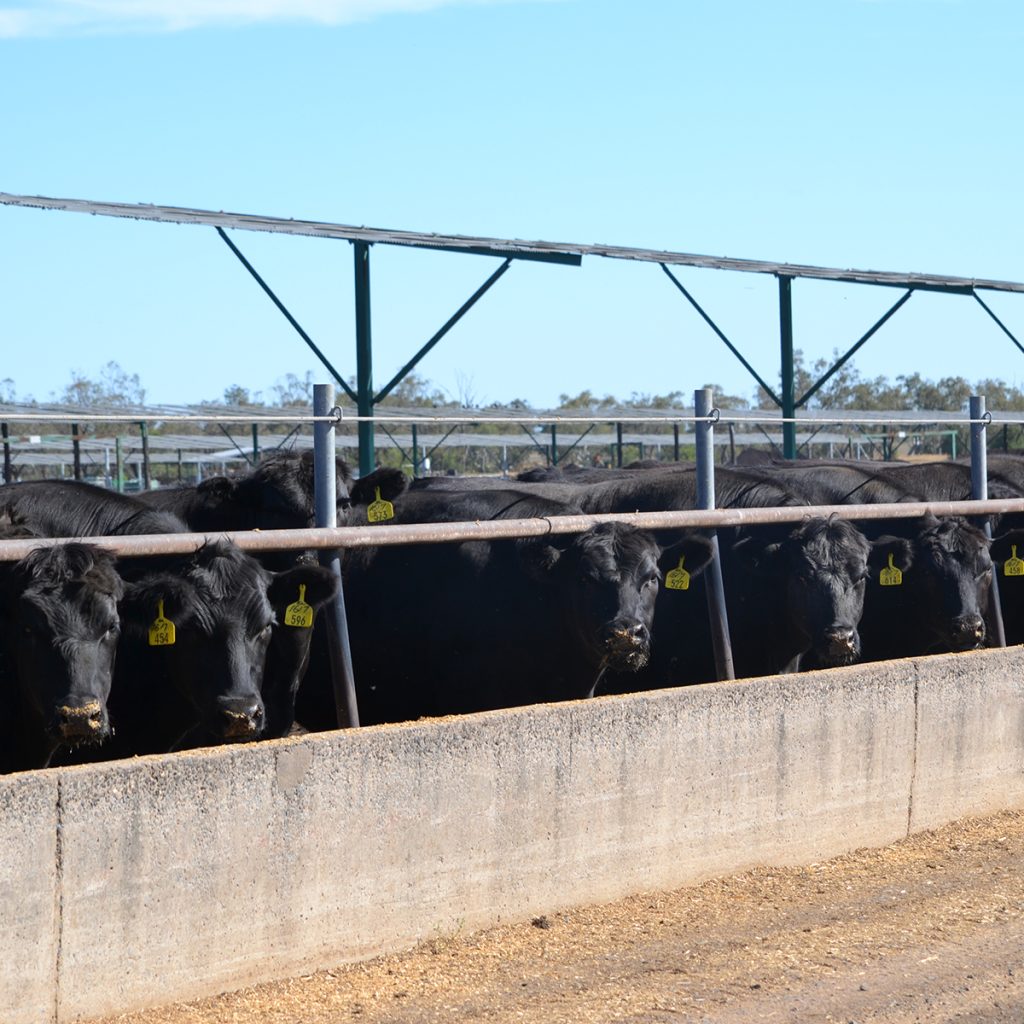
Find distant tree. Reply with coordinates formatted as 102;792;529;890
59;361;145;407
270;371;314;407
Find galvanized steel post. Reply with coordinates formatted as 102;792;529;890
695;388;735;680
971;395;1006;647
411;423;420;478
314;383;361;728
252;423;260;465
140;421;151;491
114;436;124;493
354;241;375;479
72;422;82;481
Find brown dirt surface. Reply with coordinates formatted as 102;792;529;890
94;809;1024;1024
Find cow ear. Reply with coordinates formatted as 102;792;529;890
268;565;338;611
989;529;1024;567
118;578;192;629
656;532;715;578
516;537;572;583
729;535;782;576
350;467;409;507
869;537;914;575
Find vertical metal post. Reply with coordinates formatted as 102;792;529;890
71;422;82;481
616;422;624;467
252;423;260;465
695;388;735;680
971;395;1006;647
353;241;375;479
411;423;420;478
779;275;797;459
314;383;360;729
114;437;124;493
551;424;558;466
139;421;151;491
177;449;183;483
673;423;680;462
1;423;10;484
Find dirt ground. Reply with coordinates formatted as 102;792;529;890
95;809;1024;1024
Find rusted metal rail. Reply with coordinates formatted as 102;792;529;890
1;497;1022;562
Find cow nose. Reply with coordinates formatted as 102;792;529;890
603;622;649;650
57;701;106;741
951;614;985;648
218;699;265;740
823;627;857;653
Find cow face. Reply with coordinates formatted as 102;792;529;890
527;524;713;674
735;518;874;669
119;542;277;747
899;517;992;652
0;544;123;764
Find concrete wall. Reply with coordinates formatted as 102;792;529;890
3;647;1023;1023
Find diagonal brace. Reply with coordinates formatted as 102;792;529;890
973;291;1024;356
374;259;513;404
216;227;357;402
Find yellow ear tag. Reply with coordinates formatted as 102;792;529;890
284;583;314;628
1004;544;1024;577
664;556;691;591
879;553;903;587
367;486;395;524
148;599;176;647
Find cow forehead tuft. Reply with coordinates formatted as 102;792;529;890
15;543;122;597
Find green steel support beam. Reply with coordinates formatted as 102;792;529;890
779;276;796;459
354;241;375;478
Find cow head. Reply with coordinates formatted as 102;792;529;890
119;541;277;747
0;543;123;764
522;524;714;674
883;515;992;653
733;517;874;669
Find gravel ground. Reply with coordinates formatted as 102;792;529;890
94;809;1024;1024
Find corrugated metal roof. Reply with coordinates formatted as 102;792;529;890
3;191;1022;293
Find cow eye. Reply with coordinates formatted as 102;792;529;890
642;575;659;590
104;622;120;639
253;623;273;641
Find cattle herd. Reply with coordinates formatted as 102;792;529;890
1;449;1023;775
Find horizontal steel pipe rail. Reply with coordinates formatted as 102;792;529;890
1;496;1024;561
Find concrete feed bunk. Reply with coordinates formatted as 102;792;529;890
3;646;1023;1023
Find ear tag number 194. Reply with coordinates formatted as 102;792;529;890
285;584;314;628
1005;544;1024;577
367;486;395;523
664;556;690;591
148;599;176;647
879;553;903;587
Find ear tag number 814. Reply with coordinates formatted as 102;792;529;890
285;583;314;628
664;556;690;591
879;553;903;587
367;486;395;524
148;599;176;647
1004;544;1024;577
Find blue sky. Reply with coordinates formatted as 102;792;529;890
1;0;1022;412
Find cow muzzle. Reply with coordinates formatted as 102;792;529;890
814;626;861;667
218;700;265;741
55;701;108;743
600;622;651;672
948;614;985;651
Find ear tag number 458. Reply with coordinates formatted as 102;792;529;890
148;599;176;647
664;556;690;591
285;584;314;628
367;486;395;524
1005;544;1024;577
879;553;903;588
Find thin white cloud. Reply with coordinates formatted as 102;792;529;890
0;0;526;38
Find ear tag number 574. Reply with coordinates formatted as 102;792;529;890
148;599;176;647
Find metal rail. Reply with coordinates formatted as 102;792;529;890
1;497;1022;562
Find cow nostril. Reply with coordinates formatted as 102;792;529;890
57;702;105;739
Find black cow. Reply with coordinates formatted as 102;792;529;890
297;488;714;727
0;538;123;772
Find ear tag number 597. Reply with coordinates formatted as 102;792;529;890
367;486;395;523
879;553;903;587
1005;544;1024;577
285;584;314;628
664;556;690;591
148;599;176;646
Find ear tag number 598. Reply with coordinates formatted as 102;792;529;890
367;486;395;523
1005;544;1024;577
664;556;690;591
148;599;176;647
879;553;903;587
285;584;314;628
